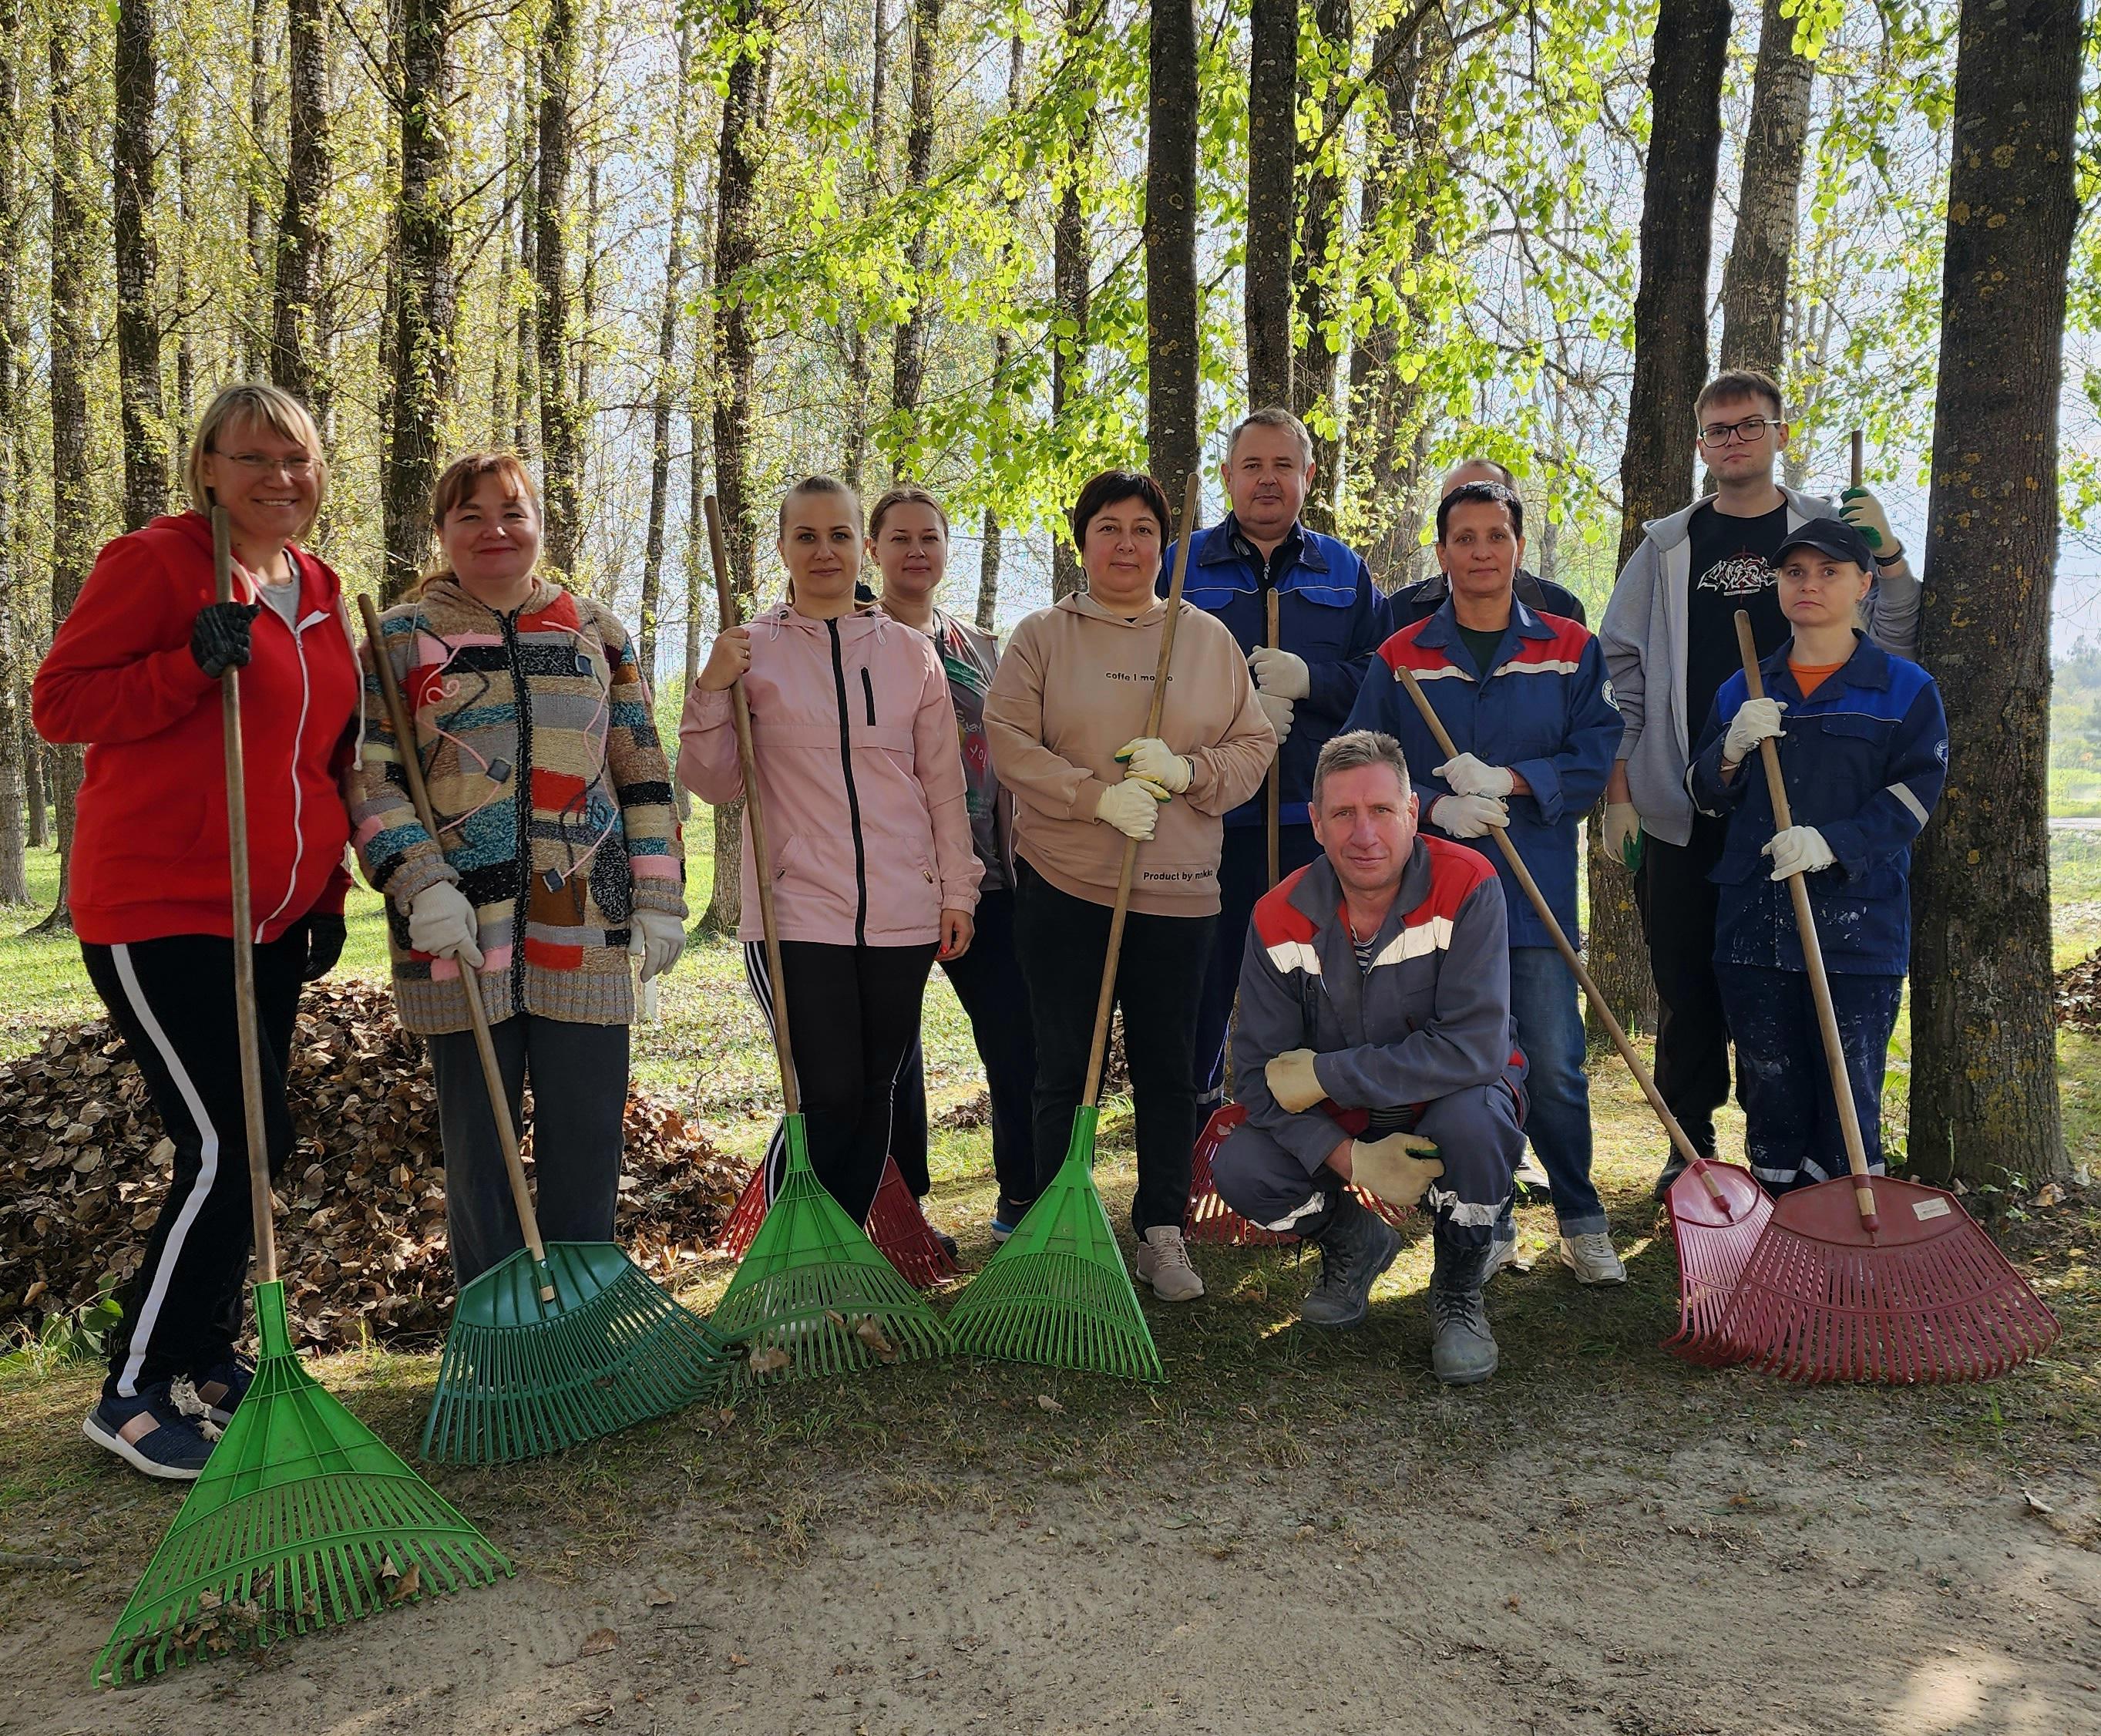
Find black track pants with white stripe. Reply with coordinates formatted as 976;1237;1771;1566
82;930;307;1399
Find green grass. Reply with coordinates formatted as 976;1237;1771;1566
2050;764;2101;819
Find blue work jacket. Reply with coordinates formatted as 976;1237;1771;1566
1688;633;1947;976
1163;516;1391;828
1345;599;1620;951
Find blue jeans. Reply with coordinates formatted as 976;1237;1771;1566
1495;947;1607;1241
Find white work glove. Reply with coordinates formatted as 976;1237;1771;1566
1430;793;1509;839
1602;801;1641;870
630;908;685;982
1094;779;1165;841
1114;737;1193;796
1248;645;1310;701
1763;825;1836;881
1350;1131;1444;1209
408;881;484;968
1255;691;1295;743
1266;1048;1326;1114
1434;752;1514;799
1838;487;1902;562
1723;697;1786;766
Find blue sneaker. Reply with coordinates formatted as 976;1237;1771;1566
190;1354;256;1426
83;1383;216;1481
990;1198;1034;1244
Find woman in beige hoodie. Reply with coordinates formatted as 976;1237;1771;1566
985;469;1274;1302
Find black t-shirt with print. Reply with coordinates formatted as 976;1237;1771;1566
1685;500;1791;738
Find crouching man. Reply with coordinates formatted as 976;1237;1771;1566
1215;729;1526;1384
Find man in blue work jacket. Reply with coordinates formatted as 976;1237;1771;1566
1167;406;1393;1112
1346;480;1625;1285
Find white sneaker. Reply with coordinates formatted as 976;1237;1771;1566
1481;1236;1520;1283
1559;1232;1626;1286
1135;1225;1205;1303
1513;1149;1551;1193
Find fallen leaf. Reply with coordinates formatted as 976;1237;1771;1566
728;1651;750;1669
646;1587;676;1608
578;1627;620;1657
2036;1182;2066;1208
2022;1491;2056;1517
748;1345;791;1377
1036;1394;1064;1414
384;1562;422;1604
854;1316;899;1363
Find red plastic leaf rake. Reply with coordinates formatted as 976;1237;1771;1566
1713;611;2058;1383
716;1155;956;1287
1183;1105;1412;1246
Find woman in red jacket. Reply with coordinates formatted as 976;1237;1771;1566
32;383;361;1480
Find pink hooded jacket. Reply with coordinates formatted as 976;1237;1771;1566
679;604;983;947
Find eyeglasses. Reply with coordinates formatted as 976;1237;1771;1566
1697;416;1782;446
211;449;317;478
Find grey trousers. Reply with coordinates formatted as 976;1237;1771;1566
427;1013;630;1287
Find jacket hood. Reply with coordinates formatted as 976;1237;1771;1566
751;601;896;641
1055;590;1173;630
1640;484;1828;553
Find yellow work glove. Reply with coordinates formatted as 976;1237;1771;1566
1350;1131;1443;1209
1114;736;1193;795
1266;1048;1326;1113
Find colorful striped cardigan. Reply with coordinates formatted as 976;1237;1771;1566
349;577;685;1035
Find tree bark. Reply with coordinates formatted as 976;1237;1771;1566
890;0;940;444
271;0;331;413
1908;0;2081;1189
536;0;583;578
1716;0;1810;378
1587;0;1731;1038
381;0;457;604
639;22;695;688
1050;0;1092;601
843;0;891;489
41;8;96;930
1292;0;1350;530
1145;0;1200;516
114;0;166;533
1244;0;1294;410
0;0;27;901
244;0;271;376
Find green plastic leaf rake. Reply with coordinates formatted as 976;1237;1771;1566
710;1114;949;1384
422;1239;732;1463
946;1109;1163;1381
97;1282;511;1683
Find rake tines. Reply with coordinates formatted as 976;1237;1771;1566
1184;1105;1297;1246
1662;1158;1775;1365
863;1155;960;1287
715;1162;769;1257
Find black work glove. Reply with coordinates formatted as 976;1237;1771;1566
301;912;346;982
190;601;261;679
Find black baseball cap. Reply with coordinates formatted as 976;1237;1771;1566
1773;517;1874;570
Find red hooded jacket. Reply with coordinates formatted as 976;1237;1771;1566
32;511;361;946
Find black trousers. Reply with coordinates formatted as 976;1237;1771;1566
1634;812;1738;1159
745;938;937;1225
1192;822;1324;1105
1011;860;1215;1236
82;930;308;1399
426;1014;630;1287
888;887;1041;1212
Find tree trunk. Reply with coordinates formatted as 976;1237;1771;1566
381;0;457;604
1716;0;1810;377
1243;0;1294;410
1587;0;1731;1038
1050;0;1092;601
41;8;96;931
114;0;166;533
679;197;712;826
173;112;196;457
1908;0;2081;1189
0;0;27;902
842;0;891;489
890;0;939;446
1145;0;1200;515
513;93;537;456
22;680;48;848
244;0;271;376
271;0;331;411
1292;0;1350;530
639;22;695;689
535;0;583;578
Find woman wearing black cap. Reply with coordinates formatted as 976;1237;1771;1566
1685;518;1947;1194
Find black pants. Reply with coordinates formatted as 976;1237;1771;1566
745;939;937;1225
1192;822;1323;1105
888;887;1041;1212
83;931;308;1400
426;1014;630;1287
1011;861;1215;1236
1634;813;1738;1159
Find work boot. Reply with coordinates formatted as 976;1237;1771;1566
1135;1225;1205;1302
1427;1223;1498;1386
1300;1189;1402;1328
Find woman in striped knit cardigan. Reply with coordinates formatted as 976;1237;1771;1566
348;453;687;1285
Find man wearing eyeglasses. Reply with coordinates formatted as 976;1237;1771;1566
1598;368;1918;1197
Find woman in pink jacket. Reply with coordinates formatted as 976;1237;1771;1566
680;476;983;1223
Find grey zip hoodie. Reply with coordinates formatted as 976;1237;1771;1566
1597;486;1920;846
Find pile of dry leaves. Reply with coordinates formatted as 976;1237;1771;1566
1;981;745;1351
2056;947;2101;1031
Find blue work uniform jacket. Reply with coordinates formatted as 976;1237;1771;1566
1687;632;1947;977
1163;516;1391;829
1345;599;1620;952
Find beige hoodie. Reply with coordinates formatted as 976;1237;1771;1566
985;592;1276;917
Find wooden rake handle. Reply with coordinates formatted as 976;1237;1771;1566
358;594;552;1288
1082;472;1202;1109
1850;427;1864;492
1733;611;1879;1233
1264;587;1281;888
701;496;798;1116
1393;664;1717;1197
214;507;279;1282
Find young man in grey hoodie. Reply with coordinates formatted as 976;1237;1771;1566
1597;369;1919;1196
